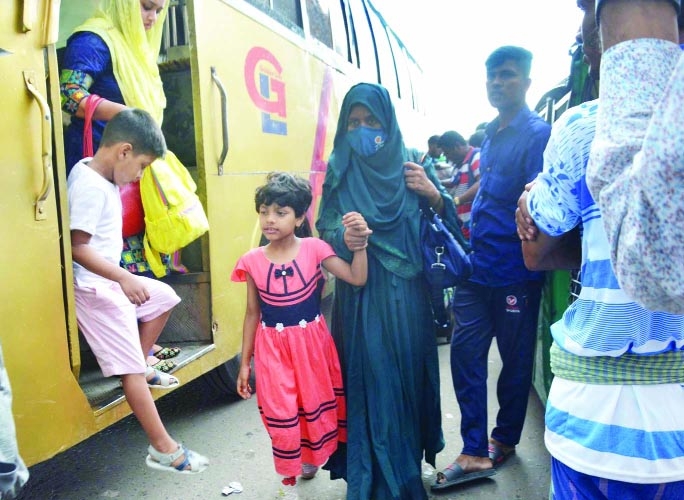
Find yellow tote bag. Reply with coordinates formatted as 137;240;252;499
141;151;209;277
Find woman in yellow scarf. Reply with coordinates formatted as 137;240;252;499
61;0;168;168
60;0;185;370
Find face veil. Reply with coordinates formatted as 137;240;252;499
317;83;423;279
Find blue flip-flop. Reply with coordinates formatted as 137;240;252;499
431;462;496;491
488;440;516;467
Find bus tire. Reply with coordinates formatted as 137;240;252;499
202;353;256;398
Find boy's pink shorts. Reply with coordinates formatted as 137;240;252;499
74;276;181;377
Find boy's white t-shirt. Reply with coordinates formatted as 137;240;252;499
67;159;123;287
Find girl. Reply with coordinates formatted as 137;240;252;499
231;172;370;495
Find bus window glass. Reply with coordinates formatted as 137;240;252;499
388;34;413;104
367;9;397;97
306;0;333;49
245;0;303;33
348;0;377;82
327;0;348;57
338;0;355;63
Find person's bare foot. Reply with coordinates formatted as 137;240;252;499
454;454;494;473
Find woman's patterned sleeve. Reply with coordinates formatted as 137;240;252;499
59;32;110;114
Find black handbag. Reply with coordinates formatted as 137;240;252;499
420;207;472;329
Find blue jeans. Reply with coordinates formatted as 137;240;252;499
450;281;542;457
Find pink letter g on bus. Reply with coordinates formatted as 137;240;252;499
244;47;287;135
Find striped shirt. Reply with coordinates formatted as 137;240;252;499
527;100;684;483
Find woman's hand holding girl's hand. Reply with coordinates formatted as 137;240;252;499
342;211;372;251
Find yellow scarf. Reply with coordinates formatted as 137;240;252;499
73;0;169;124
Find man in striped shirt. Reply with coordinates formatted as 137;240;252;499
516;2;684;497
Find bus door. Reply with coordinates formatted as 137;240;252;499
1;0;96;466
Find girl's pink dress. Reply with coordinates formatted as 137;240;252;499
231;237;347;477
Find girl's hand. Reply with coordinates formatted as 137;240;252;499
236;365;253;399
342;212;372;251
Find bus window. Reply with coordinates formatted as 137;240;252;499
305;0;333;49
338;0;355;64
326;0;348;58
245;0;303;33
388;34;413;104
348;0;377;82
367;7;398;97
407;57;425;112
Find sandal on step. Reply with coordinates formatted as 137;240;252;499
151;346;181;360
147;358;175;373
145;366;180;390
146;443;209;474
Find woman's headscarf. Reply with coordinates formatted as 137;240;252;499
73;0;169;123
317;83;422;279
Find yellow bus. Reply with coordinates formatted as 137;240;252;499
1;0;428;467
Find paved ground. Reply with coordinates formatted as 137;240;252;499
17;336;550;500
427;337;551;499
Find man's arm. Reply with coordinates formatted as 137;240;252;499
517;189;581;271
587;0;684;313
522;230;581;272
457;179;480;205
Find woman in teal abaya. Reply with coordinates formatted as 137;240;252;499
316;83;455;500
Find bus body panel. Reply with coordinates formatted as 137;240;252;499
191;0;352;362
3;0;431;467
1;0;100;466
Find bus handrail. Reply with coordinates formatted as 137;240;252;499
210;66;229;176
23;70;53;221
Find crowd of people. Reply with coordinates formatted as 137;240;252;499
5;0;684;499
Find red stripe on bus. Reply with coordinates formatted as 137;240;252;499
308;67;333;223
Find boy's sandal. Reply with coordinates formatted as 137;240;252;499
146;443;209;474
145;366;180;390
148;358;175;373
151;346;181;360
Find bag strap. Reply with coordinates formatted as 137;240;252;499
422;206;472;253
82;94;104;158
149;165;169;208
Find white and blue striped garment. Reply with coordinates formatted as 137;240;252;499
527;100;684;484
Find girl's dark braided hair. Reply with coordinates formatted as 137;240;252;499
254;172;313;237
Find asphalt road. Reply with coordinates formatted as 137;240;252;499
16;339;550;500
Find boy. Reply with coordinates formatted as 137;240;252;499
68;108;208;474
